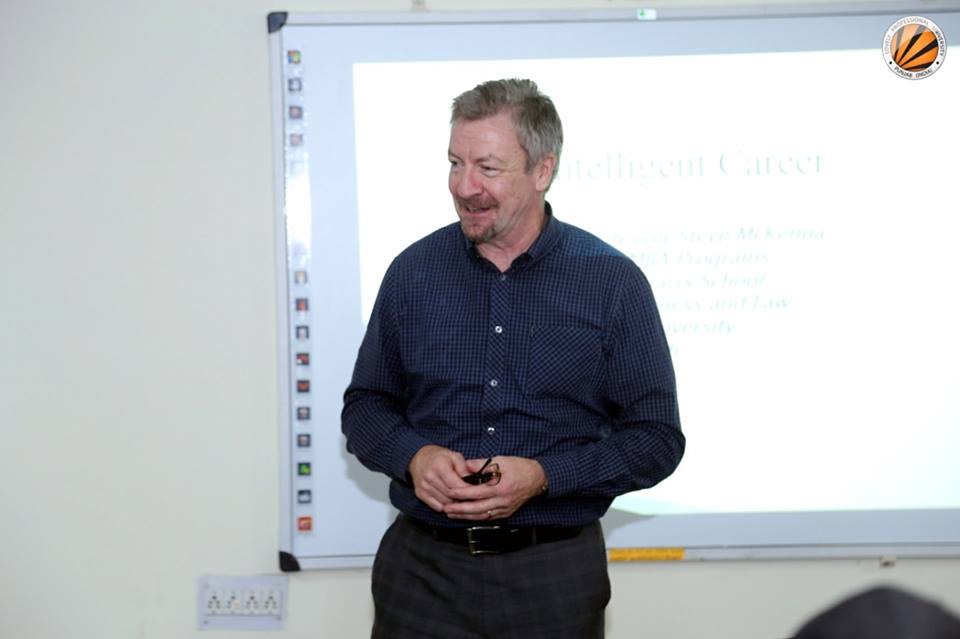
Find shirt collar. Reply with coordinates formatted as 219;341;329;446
525;201;562;263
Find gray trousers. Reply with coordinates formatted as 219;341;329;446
371;515;610;639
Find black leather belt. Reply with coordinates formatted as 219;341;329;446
405;515;583;555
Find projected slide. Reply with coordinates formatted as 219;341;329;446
352;51;960;516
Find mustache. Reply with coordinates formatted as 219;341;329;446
457;197;496;209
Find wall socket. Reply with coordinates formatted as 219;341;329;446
197;575;288;630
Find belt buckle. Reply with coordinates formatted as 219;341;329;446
466;525;502;555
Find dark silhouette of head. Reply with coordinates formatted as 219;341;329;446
794;586;960;639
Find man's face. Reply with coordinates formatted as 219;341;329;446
448;111;553;246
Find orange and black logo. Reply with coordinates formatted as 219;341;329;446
883;16;947;79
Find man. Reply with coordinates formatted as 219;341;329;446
342;78;684;639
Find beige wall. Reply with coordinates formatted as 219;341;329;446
1;1;957;637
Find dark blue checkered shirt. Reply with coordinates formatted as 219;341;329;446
342;205;684;527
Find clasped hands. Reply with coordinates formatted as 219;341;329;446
408;445;547;521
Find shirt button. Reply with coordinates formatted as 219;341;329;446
489;379;499;387
494;325;503;334
487;427;496;435
499;274;507;281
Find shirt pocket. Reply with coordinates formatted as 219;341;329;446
523;324;603;399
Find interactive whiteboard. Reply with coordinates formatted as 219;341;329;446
269;4;960;570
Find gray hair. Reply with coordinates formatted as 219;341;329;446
451;79;563;188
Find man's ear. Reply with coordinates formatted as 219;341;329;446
535;154;557;192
